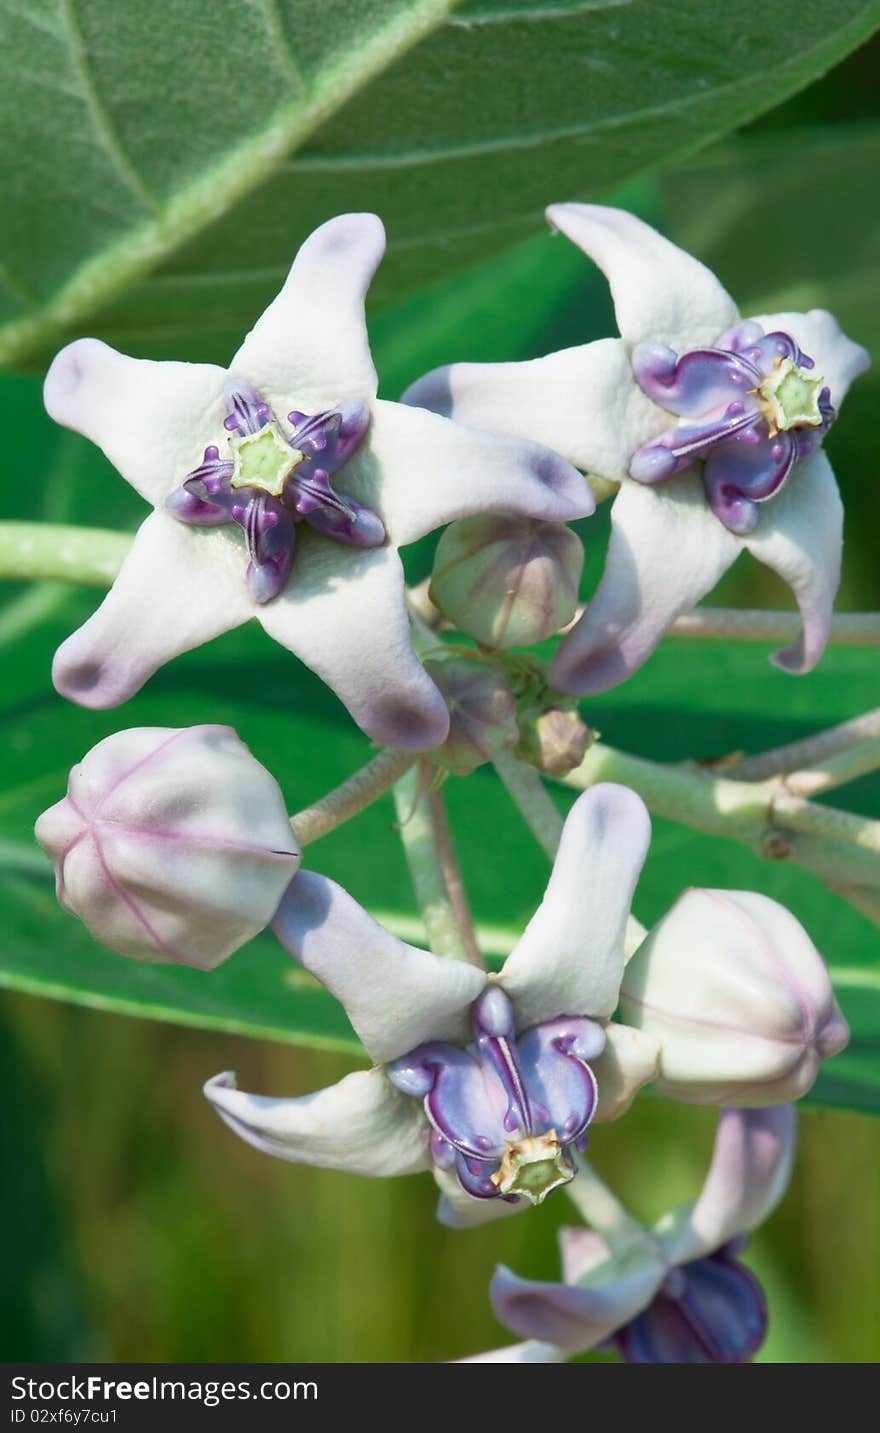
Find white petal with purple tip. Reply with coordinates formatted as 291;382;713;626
52;512;252;709
500;785;651;1027
231;213;384;414
204;1068;430;1177
257;535;450;751
273;870;487;1064
43;338;227;507
489;1255;665;1354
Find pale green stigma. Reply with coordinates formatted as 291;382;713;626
756;358;824;436
491;1130;574;1205
230;424;304;497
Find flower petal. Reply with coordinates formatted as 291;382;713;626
458;1342;566;1364
742;449;842;674
749;308;869;407
203;1068;430;1176
550;475;739;696
43;338;227;506
52;511;252;709
272;870;486;1064
616;1255;767;1364
345;399;592;548
590;1022;660;1124
490;1256;663;1354
546;204;738;349
402;340;664;482
662;1107;797;1266
434;1166;525;1229
231;213;384;414
499;785;651;1027
258;534;449;749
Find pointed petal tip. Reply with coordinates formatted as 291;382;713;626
44;337;111;428
52;640;127;710
817;1003;850;1058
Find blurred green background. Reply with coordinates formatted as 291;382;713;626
2;30;880;1365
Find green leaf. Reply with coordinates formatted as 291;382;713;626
1;0;878;368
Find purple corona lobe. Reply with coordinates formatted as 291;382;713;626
166;385;384;603
630;322;835;534
387;986;599;1207
614;1243;768;1365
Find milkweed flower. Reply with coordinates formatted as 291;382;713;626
405;205;869;695
35;725;299;969
206;783;660;1227
469;1104;795;1364
43;214;591;749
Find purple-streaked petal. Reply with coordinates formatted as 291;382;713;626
231;214;384;414
231;491;295;604
545;204;739;349
389;1043;510;1159
590;1022;660;1124
289;400;371;473
403;339;666;483
204;1069;430;1177
347;399;592;548
632;343;759;417
662;1108;796;1266
223;379;271;437
272;871;486;1064
702;425;798;534
742;449;842;673
292;468;386;548
43;339;227;506
616;1254;767;1364
490;1258;664;1355
165;486;234;526
749;308;869;407
630;407;761;487
550;476;739;696
52;511;252;709
500;785;651;1027
257;535;449;750
516;1018;602;1143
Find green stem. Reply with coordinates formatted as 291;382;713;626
290;747;417;847
0;522;130;587
427;786;483;967
392;766;482;966
668;607;880;647
492;748;563;860
735;707;880;782
565;1158;656;1257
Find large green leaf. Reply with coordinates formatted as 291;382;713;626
1;0;878;368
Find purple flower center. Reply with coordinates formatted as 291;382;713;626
629;321;835;535
387;986;601;1207
166;381;385;603
614;1240;768;1364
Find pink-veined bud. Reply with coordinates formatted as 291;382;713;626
619;888;849;1106
429;514;584;649
35;725;300;970
424;656;518;775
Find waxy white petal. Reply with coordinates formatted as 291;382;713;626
546;204;739;349
591;1021;660;1123
458;1342;566;1364
750;308;869;408
743;450;842;674
402;340;664;483
662;1107;797;1266
489;1253;664;1355
204;1068;430;1177
257;535;449;750
348;399;592;547
273;870;487;1064
231;213;384;414
500;785;651;1027
52;512;252;709
43;338;227;507
550;475;739;696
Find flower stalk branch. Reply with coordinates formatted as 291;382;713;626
393;765;483;966
290;747;417;847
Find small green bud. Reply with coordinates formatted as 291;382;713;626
429;515;584;649
516;704;591;778
424;655;518;776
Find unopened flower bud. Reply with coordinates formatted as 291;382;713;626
424;656;518;775
619;888;849;1106
35;725;300;970
516;705;591;777
429;514;584;649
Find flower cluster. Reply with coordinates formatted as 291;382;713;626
35;206;863;1364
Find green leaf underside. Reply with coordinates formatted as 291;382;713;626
1;0;878;367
